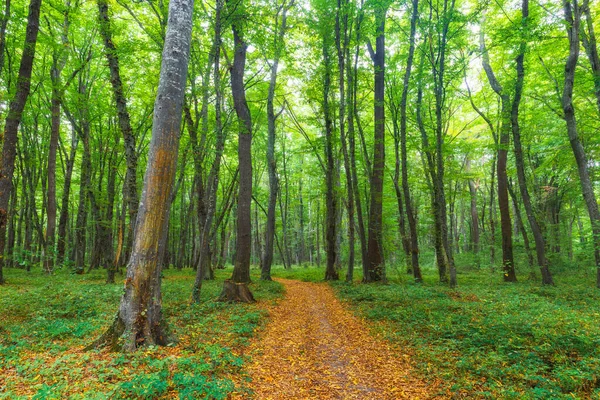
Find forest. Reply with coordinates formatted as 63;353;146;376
1;0;600;398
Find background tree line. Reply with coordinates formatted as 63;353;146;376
0;0;599;295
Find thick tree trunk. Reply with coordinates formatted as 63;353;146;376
221;0;255;300
97;0;139;261
88;0;194;351
562;1;600;288
0;0;42;284
365;7;387;282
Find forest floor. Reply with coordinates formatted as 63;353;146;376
238;278;433;399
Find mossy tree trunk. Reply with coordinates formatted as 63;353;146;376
88;0;194;351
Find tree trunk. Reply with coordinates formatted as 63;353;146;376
0;0;10;77
73;98;92;275
335;0;355;283
581;0;600;115
467;158;480;255
365;6;387;282
88;0;194;351
221;0;255;300
262;0;291;280
511;0;553;285
0;0;41;284
562;0;600;288
192;0;225;302
323;32;339;282
97;0;139;262
481;20;516;282
400;0;422;282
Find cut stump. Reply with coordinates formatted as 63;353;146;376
218;279;255;303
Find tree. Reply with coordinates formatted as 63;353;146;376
0;0;42;285
562;0;600;288
97;0;140;263
364;1;388;282
219;0;256;301
480;14;516;282
88;0;194;350
262;0;293;281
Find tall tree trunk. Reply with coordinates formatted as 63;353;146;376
349;5;368;281
365;6;387;282
323;32;339;282
0;0;10;77
88;0;194;350
511;0;553;284
335;0;355;283
45;63;61;273
262;0;291;280
581;0;600;115
192;0;224;302
45;6;70;274
97;0;139;261
0;0;42;284
432;0;457;288
481;19;516;282
400;0;421;282
220;0;255;302
562;0;600;288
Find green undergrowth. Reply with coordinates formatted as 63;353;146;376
0;266;283;399
273;263;600;399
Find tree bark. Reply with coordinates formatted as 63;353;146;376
97;0;139;261
400;0;421;282
511;0;553;285
262;0;291;280
466;158;480;255
562;0;600;288
480;18;516;282
323;31;339;282
221;0;255;299
88;0;194;351
0;0;42;285
335;0;355;283
365;6;387;282
192;0;224;302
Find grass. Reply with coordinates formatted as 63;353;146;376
272;260;600;399
0;266;283;399
2;257;599;399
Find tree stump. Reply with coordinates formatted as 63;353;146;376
218;279;255;303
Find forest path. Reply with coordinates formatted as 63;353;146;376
239;278;433;399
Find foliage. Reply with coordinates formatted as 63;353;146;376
0;268;283;399
320;266;600;399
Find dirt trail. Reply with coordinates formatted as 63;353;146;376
239;278;433;399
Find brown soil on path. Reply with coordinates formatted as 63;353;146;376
238;278;435;399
